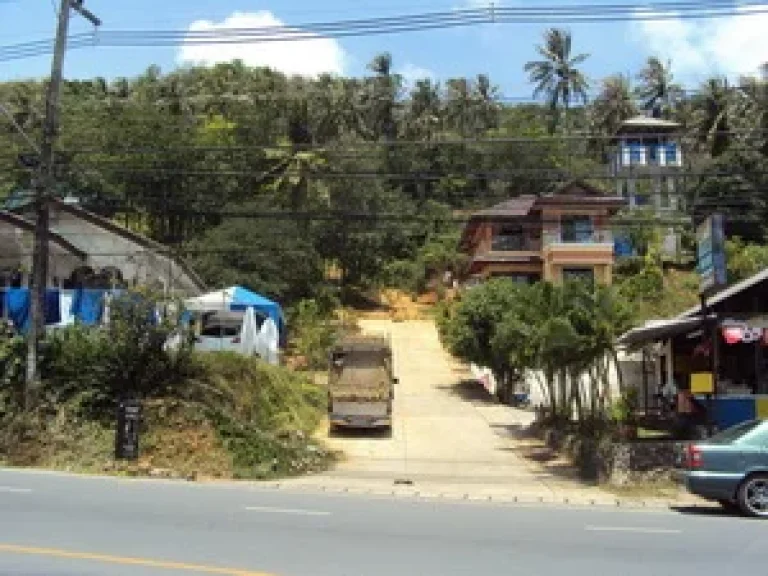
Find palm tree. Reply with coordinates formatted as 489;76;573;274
635;57;683;119
734;73;768;154
591;74;637;136
691;77;733;157
524;28;590;133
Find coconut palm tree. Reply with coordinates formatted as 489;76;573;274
635;57;683;119
524;28;590;133
691;77;734;157
734;73;768;154
591;74;637;136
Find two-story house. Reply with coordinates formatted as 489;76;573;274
460;181;626;285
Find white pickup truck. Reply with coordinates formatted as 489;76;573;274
328;336;397;431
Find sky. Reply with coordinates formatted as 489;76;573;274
0;0;767;99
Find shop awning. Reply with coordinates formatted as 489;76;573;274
617;315;715;348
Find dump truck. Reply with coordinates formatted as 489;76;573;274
328;335;397;431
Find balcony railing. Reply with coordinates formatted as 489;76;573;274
615;144;682;168
489;236;541;252
543;229;613;246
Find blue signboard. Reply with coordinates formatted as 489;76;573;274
696;214;727;293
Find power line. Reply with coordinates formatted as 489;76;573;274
1;1;768;63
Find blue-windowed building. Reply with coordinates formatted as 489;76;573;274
610;115;685;258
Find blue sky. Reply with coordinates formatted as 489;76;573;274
0;0;766;98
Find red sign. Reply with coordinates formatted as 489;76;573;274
720;322;768;345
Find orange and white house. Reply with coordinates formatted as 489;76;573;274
460;181;626;286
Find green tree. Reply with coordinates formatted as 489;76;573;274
635;57;683;119
186;207;323;303
524;28;590;133
591;74;637;137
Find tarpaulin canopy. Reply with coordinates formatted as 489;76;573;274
184;286;284;336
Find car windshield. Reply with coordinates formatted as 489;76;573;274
705;419;763;444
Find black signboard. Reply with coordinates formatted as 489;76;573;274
115;399;141;460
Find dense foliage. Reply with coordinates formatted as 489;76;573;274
438;279;632;423
0;31;765;307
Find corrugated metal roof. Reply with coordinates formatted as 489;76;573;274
617;315;714;348
678;267;768;319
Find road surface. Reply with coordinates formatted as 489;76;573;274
0;467;763;576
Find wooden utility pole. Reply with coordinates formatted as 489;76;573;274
25;0;100;403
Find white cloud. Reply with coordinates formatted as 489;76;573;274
398;63;437;88
177;11;347;77
633;6;768;80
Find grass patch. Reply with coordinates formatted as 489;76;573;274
0;353;334;480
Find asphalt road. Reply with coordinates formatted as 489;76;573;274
0;468;763;576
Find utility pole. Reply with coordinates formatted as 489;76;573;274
25;0;100;404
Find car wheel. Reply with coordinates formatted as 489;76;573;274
737;474;768;518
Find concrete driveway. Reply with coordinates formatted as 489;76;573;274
295;319;609;500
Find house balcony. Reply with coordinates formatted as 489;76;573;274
542;229;615;265
613;144;682;171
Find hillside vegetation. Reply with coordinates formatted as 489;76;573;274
0;42;766;307
0;296;333;479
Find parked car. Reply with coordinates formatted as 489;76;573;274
676;419;768;517
194;310;266;354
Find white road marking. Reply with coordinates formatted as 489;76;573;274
0;486;32;494
245;505;331;517
585;525;681;535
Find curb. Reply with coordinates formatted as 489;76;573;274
268;480;703;511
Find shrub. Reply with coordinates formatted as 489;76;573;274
43;291;194;415
185;353;331;478
286;299;338;370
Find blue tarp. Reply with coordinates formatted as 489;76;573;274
186;286;286;345
2;288;64;332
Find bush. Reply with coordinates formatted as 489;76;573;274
43;291;194;415
378;259;424;294
184;353;331;478
286;299;338;370
0;322;26;412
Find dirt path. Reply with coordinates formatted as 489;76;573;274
289;319;614;500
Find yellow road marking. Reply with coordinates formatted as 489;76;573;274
0;544;276;575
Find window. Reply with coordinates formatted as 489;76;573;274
491;224;524;251
560;216;593;242
658;177;672;209
562;268;595;285
489;272;539;285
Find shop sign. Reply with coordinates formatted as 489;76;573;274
697;214;727;293
720;320;768;345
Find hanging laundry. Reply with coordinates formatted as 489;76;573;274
58;290;75;326
6;288;30;332
72;289;106;325
44;289;61;325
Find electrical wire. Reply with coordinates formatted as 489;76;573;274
1;1;768;62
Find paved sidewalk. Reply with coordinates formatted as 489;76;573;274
291;319;700;507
